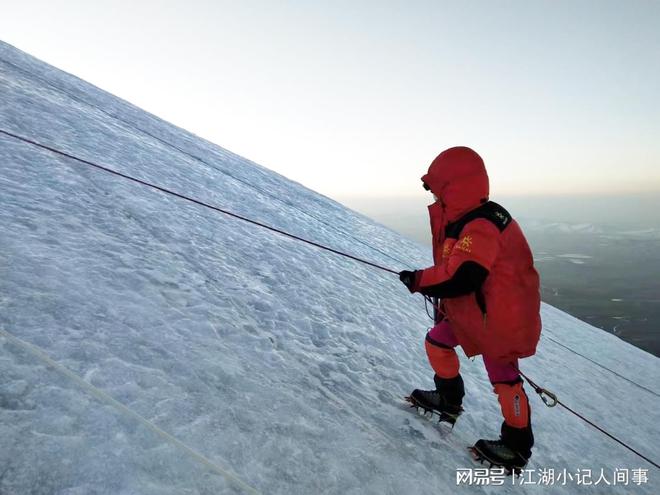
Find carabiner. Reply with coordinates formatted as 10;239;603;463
539;388;558;408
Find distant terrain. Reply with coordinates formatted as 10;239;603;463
522;223;660;357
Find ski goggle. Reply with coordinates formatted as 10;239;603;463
422;182;430;191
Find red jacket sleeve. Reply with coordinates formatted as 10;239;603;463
417;218;500;290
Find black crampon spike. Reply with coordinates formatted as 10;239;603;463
468;447;480;460
468;447;522;476
405;396;460;427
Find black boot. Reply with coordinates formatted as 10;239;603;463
407;374;465;425
471;422;534;472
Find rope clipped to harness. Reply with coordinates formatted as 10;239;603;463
423;296;435;321
528;380;558;408
537;388;558;408
515;367;558;407
423;295;445;323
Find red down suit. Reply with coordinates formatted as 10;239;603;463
419;147;541;363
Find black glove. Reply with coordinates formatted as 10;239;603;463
399;270;419;293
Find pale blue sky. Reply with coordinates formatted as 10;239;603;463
2;0;659;201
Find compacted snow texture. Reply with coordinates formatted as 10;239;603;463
1;41;658;494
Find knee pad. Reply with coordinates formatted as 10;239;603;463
425;333;459;379
494;381;530;429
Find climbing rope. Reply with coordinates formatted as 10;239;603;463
543;332;660;399
0;128;399;275
0;328;261;494
513;365;660;470
0;57;408;269
423;296;435;321
423;295;445;322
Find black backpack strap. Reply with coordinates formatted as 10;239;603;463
444;201;512;239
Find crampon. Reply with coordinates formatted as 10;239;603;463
468;444;526;476
404;395;463;427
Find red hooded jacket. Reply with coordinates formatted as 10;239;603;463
418;147;541;363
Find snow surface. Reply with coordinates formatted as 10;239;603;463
1;41;659;494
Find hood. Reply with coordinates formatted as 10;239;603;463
421;146;489;222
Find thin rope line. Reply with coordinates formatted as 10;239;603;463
543;332;660;399
0;128;399;275
0;328;261;494
515;367;660;470
0;57;407;268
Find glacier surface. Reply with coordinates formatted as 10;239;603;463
1;41;658;494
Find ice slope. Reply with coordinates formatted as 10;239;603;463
0;41;658;494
